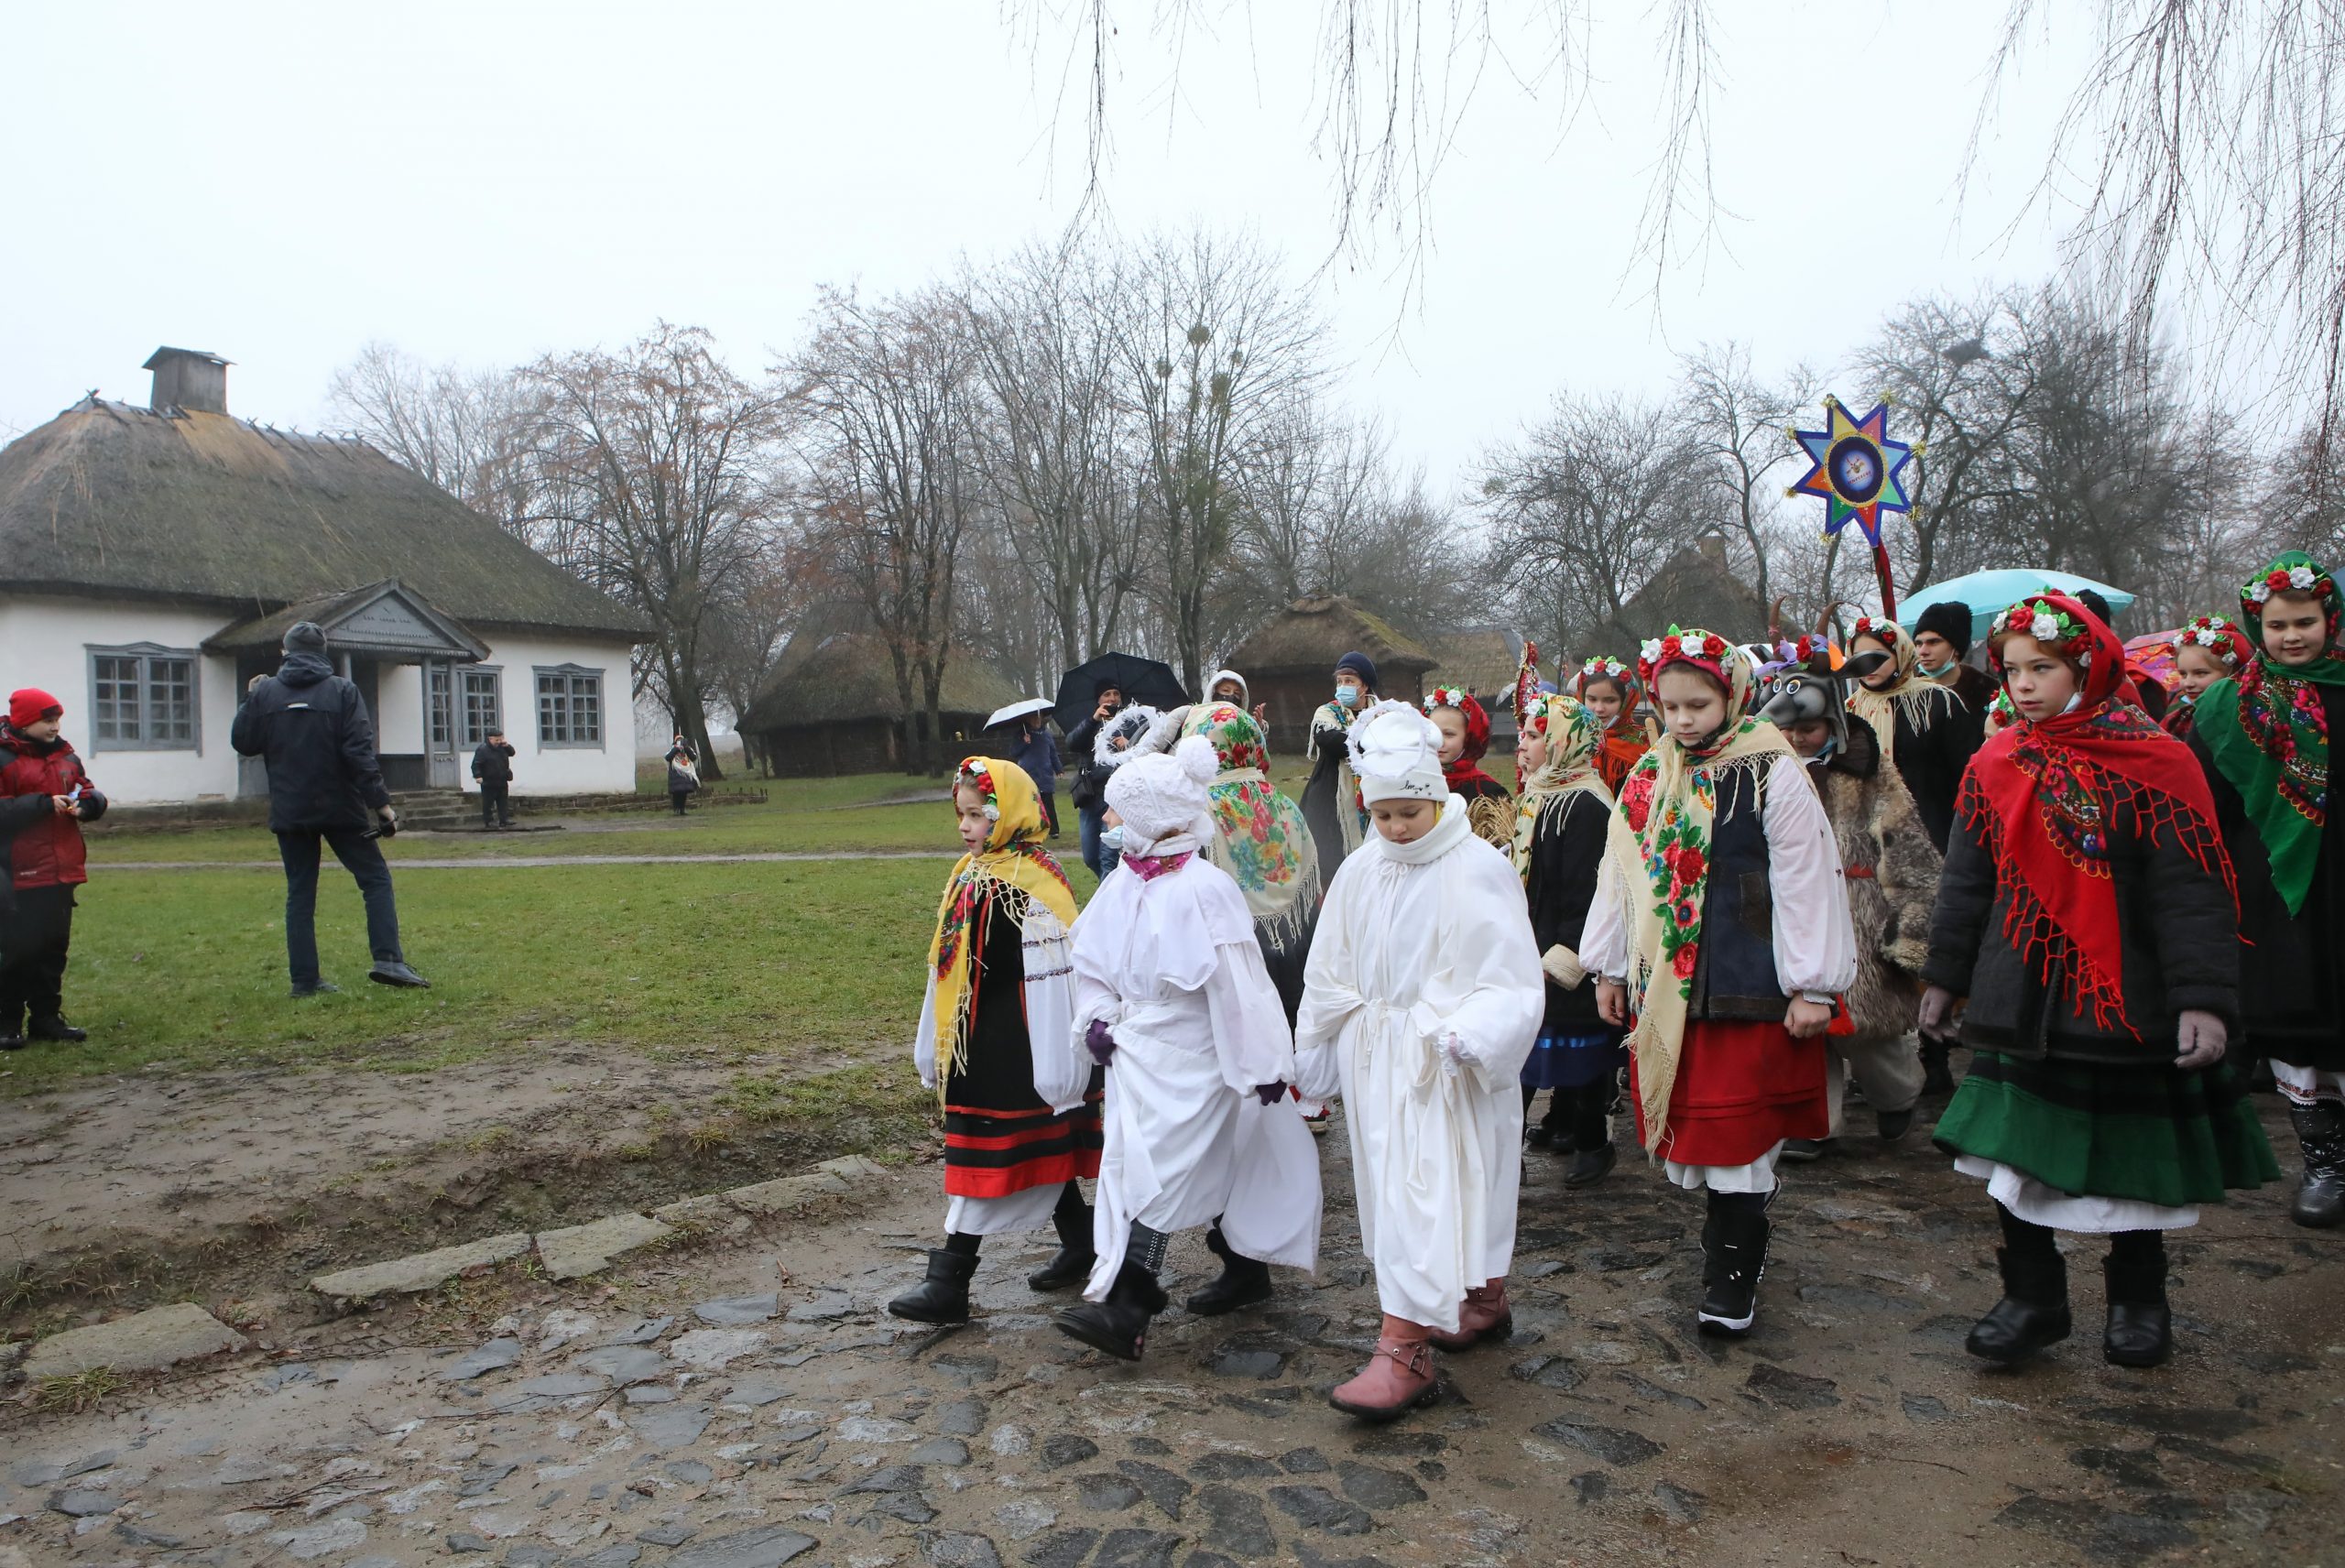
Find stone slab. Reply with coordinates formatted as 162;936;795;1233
536;1214;676;1281
723;1172;848;1215
652;1193;750;1234
816;1154;888;1181
26;1303;247;1379
311;1233;532;1299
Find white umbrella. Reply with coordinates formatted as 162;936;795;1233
985;698;1053;730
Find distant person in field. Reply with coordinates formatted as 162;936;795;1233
1010;709;1063;838
665;734;700;816
232;621;430;996
0;688;108;1051
472;725;516;829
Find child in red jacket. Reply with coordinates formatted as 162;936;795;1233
0;689;107;1050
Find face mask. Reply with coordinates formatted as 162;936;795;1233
1919;658;1958;680
1100;824;1127;853
1335;685;1359;708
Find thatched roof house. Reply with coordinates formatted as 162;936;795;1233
1222;596;1438;751
1589;537;1769;655
739;615;1028;777
1424;626;1529;746
0;349;646;803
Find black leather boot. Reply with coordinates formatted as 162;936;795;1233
1055;1225;1172;1361
2286;1102;2345;1229
1965;1208;2071;1366
2102;1233;2172;1368
1696;1191;1770;1337
1028;1185;1096;1292
27;1015;86;1042
888;1247;979;1324
1184;1224;1272;1315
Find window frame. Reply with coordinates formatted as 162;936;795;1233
86;642;202;753
458;665;504;748
533;663;605;750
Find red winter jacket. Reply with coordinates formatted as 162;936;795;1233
0;725;106;889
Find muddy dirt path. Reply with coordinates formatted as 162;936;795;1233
2;1095;2335;1567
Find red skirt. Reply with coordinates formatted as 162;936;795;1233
943;1096;1103;1198
1631;1019;1827;1167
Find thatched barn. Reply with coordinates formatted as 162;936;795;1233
0;348;646;803
1221;596;1438;752
1587;537;1770;656
738;623;1028;778
1423;626;1530;749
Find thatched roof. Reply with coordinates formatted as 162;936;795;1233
1224;595;1437;677
1593;538;1768;650
1423;626;1524;700
739;627;1027;731
0;397;646;641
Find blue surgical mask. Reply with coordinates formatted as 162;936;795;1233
1335;685;1359;708
1100;824;1127;853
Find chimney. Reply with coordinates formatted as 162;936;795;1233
144;347;231;415
1696;534;1727;567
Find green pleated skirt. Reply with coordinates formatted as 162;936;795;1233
1933;1051;2280;1209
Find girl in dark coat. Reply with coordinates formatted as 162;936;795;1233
1301;652;1377;876
1511;691;1634;1185
2190;552;2345;1227
1921;593;2275;1371
1423;686;1514;850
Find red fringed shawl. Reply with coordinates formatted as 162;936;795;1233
1961;593;2237;1037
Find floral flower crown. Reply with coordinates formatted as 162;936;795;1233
2172;614;2249;666
1423;686;1472;713
1989;596;2094;670
1637;627;1731;688
1779;633;1832;668
955;757;1002;823
1848;614;1906;648
1579;655;1630;681
2242;560;2337;611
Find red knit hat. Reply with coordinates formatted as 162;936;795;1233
8;688;62;729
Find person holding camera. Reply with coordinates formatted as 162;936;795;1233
1066;680;1125;877
232;622;429;996
0;689;108;1050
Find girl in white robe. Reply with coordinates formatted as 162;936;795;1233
1295;702;1545;1421
1056;738;1323;1361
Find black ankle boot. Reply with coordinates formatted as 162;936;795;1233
1029;1192;1096;1292
1966;1236;2071;1366
1184;1225;1273;1315
1696;1192;1770;1337
889;1247;978;1324
2102;1236;2172;1368
2286;1103;2345;1229
1055;1258;1171;1361
1920;1039;1955;1097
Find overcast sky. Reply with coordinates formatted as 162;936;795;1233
3;2;2094;490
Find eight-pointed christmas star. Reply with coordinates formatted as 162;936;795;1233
1788;397;1915;545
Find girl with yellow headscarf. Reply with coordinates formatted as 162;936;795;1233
889;757;1100;1327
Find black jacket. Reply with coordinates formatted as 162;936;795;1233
1067;713;1111;809
1524;791;1611;1031
230;653;392;834
1923;783;2240;1063
2192;704;2345;1072
1892;667;1992;854
471;741;516;786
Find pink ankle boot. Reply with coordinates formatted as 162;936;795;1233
1328;1315;1439;1422
1426;1279;1512;1351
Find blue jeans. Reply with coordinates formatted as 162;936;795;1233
278;829;404;984
1079;803;1120;879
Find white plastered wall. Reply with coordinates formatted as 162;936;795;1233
461;632;637;796
0;594;241;803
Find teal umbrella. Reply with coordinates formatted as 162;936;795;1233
1899;569;2135;630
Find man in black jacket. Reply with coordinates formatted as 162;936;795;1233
1065;680;1124;877
231;622;430;996
472;727;517;829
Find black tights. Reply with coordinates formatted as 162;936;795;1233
944;1179;1086;1257
1995;1202;2164;1269
1523;1083;1610;1148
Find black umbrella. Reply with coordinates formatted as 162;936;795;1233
1053;652;1188;734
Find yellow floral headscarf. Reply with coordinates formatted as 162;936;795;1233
926;757;1079;1094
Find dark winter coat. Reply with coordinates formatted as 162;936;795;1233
1010;726;1061;794
1923;777;2240;1064
230;652;393;834
1805;717;1938;1043
2192;700;2345;1072
1687;766;1789;1021
1523;790;1612;1032
1067;713;1112;810
1890;665;1992;854
471;740;516;786
0;725;105;889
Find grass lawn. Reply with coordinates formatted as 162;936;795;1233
6;858;954;1095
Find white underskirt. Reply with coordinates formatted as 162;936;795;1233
2273;1061;2345;1105
945;1181;1071;1237
1953;1156;2198;1233
1662;1142;1783;1193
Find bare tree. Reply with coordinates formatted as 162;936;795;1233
524;323;789;778
795;287;984;777
328;342;551;542
1113;229;1326;693
1672;342;1811;610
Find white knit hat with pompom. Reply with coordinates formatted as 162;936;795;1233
1105;733;1218;847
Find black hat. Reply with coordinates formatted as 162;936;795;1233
2072;589;2114;626
283;621;330;657
1913;601;1974;654
1336;650;1380;691
1093;676;1123;700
